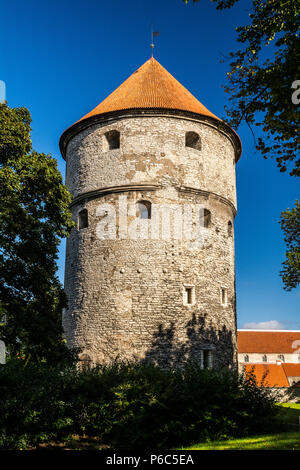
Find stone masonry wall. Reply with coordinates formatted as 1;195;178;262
65;116;237;206
63;114;238;368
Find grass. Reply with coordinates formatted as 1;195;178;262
179;432;300;450
276;402;300;427
179;403;300;450
36;432;300;451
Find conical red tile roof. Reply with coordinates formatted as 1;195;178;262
60;57;242;161
77;57;220;123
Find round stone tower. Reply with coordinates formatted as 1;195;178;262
60;57;242;369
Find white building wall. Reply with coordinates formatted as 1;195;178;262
238;353;300;364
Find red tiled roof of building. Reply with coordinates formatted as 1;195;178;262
76;57;220;124
238;330;300;353
282;363;300;377
244;364;290;388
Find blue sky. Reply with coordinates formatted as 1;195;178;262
1;0;299;329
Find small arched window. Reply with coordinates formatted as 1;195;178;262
185;131;201;151
78;209;88;229
278;354;285;362
298;355;300;363
137;200;151;219
200;209;211;228
104;130;120;150
262;354;267;362
244;354;249;363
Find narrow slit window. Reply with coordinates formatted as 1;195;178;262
78;209;88;229
228;220;233;236
185;131;201;151
186;287;192;304
221;288;228;306
183;285;194;305
244;354;249;363
262;354;267;362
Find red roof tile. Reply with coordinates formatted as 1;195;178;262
59;57;242;161
76;57;220;124
282;363;300;377
244;364;290;388
238;330;300;353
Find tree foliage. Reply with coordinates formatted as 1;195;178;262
0;103;75;365
280;200;300;290
0;362;280;449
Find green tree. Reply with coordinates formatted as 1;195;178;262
0;103;76;365
280;201;300;290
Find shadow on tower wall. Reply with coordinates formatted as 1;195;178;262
143;313;236;370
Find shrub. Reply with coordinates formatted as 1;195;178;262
0;361;279;449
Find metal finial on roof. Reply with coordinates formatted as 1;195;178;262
150;26;160;57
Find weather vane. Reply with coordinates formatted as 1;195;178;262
150;26;160;57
